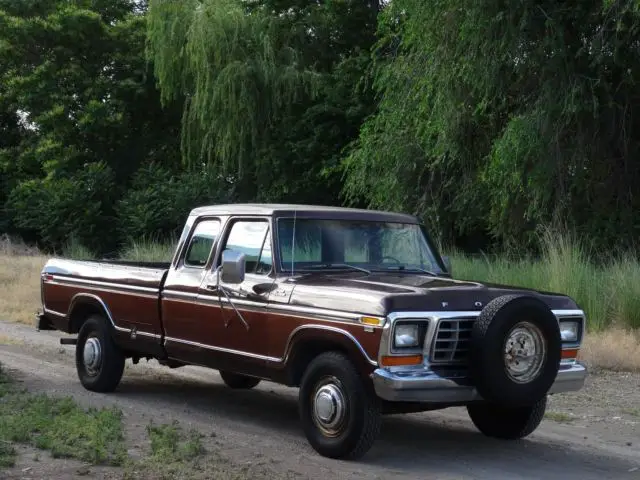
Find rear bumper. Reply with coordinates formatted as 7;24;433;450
372;362;587;403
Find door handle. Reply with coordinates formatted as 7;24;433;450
205;284;218;290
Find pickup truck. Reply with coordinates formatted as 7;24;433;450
36;203;587;460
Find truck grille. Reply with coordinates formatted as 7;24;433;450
431;317;475;363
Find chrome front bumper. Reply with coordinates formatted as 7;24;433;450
372;362;588;403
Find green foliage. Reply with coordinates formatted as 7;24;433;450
0;373;126;466
147;0;378;203
117;163;236;242
6;162;118;253
0;0;180;253
146;421;204;463
345;0;640;252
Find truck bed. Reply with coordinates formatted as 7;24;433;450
40;258;168;351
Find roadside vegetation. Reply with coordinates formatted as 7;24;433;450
0;361;275;478
0;361;125;469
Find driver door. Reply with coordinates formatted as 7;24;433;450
198;217;276;360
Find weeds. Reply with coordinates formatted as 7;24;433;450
544;411;575;423
0;365;126;468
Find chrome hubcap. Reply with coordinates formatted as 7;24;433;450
83;337;102;376
504;321;546;384
312;377;347;437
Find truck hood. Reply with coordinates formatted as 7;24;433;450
285;272;579;317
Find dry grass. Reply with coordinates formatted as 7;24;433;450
0;254;47;325
580;328;640;372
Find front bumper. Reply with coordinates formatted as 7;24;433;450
372;362;587;403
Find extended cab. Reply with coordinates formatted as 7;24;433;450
36;204;587;459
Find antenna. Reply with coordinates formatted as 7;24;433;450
291;209;297;277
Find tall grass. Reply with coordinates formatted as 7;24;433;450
448;229;640;330
118;237;176;262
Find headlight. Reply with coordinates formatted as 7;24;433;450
560;321;579;342
394;324;420;348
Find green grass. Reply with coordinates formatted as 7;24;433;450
61;236;96;260
623;408;640;418
544;411;576;423
447;229;640;331
124;421;206;480
0;364;126;469
119;237;176;262
147;421;204;463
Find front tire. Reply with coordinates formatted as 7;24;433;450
467;396;547;439
219;371;261;389
76;315;125;392
298;352;381;460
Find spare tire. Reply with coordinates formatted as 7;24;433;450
469;294;561;407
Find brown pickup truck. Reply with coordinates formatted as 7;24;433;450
36;203;587;459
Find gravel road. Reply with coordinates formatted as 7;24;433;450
1;319;639;480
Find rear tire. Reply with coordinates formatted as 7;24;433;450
219;371;261;389
298;351;381;460
76;315;125;392
467;396;547;439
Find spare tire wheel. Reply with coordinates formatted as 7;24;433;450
469;294;561;407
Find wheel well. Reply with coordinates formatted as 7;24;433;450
68;301;107;333
287;340;356;387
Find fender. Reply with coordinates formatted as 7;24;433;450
282;324;379;385
67;293;122;334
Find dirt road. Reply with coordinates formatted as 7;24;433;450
1;319;639;480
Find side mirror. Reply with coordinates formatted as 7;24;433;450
442;255;452;276
220;250;246;284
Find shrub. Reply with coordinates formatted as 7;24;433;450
117;163;236;242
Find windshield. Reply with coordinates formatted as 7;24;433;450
276;218;444;274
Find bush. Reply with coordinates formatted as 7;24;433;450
117;163;236;242
6;163;118;255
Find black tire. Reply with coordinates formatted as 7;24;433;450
75;314;125;392
219;371;261;389
298;351;381;460
469;294;561;407
467;396;547;439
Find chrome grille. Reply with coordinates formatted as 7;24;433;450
431;317;475;363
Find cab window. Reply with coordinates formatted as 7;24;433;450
184;219;221;267
220;219;271;274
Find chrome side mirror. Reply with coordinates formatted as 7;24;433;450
442;255;452;276
220;250;246;284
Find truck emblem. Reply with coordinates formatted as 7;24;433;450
441;302;448;307
475;301;483;308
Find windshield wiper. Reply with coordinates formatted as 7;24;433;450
378;265;440;277
307;263;371;274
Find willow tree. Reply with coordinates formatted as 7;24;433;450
344;0;640;252
147;0;378;202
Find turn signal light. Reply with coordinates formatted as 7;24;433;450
380;354;423;367
561;348;579;359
